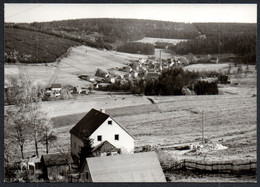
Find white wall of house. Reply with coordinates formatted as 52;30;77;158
90;117;134;154
71;134;84;157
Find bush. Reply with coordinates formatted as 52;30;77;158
194;81;218;95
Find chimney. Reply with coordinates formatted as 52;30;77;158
100;108;105;113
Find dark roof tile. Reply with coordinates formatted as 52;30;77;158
70;108;109;140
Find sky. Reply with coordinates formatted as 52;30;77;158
4;4;257;23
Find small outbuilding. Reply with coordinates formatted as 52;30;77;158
41;152;72;179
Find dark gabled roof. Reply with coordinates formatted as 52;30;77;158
70;108;109;140
93;141;119;153
51;83;62;88
41;152;70;167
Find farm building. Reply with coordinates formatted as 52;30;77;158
121;66;132;73
72;86;89;95
80;151;166;182
105;76;116;83
70;108;135;162
40;152;72;179
45;83;62;97
78;75;96;82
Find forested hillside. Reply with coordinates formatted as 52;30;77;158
169;23;256;63
5;27;79;63
4;18;257;63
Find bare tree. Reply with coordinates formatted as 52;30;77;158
40;120;57;154
5;108;30;159
5;68;55;159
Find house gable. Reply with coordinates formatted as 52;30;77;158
70;108;135;157
89;117;134;153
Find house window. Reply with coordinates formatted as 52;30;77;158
115;134;119;141
108;120;112;125
97;135;102;141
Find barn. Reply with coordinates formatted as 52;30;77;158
80;151;166;182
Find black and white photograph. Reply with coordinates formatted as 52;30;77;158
3;3;257;183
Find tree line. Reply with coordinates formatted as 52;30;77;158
169;23;256;63
116;42;155;55
104;68;219;95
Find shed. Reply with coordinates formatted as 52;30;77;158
41;152;72;179
80;151;166;182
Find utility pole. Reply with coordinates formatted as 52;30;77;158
202;110;205;144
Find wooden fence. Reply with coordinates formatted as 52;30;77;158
163;159;256;173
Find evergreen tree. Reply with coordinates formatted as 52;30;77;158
78;133;94;169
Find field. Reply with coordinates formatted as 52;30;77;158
135;37;188;45
184;63;229;72
4;44;257;182
4;45;149;87
22;76;256;161
5;45;175;87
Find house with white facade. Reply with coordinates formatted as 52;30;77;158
70;108;135;162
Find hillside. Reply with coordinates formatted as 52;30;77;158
5;45;149;87
4;27;79;63
4;19;257;64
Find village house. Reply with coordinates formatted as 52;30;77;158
78;75;95;83
73;86;89;95
79;151;166;182
121;66;132;73
95;82;110;90
70;108;135;163
105;75;116;84
45;83;62;97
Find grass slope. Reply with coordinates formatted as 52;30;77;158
4;27;79;63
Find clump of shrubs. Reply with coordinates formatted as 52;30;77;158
194;81;218;95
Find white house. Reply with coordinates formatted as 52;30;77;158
45;83;62;97
70;108;135;161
